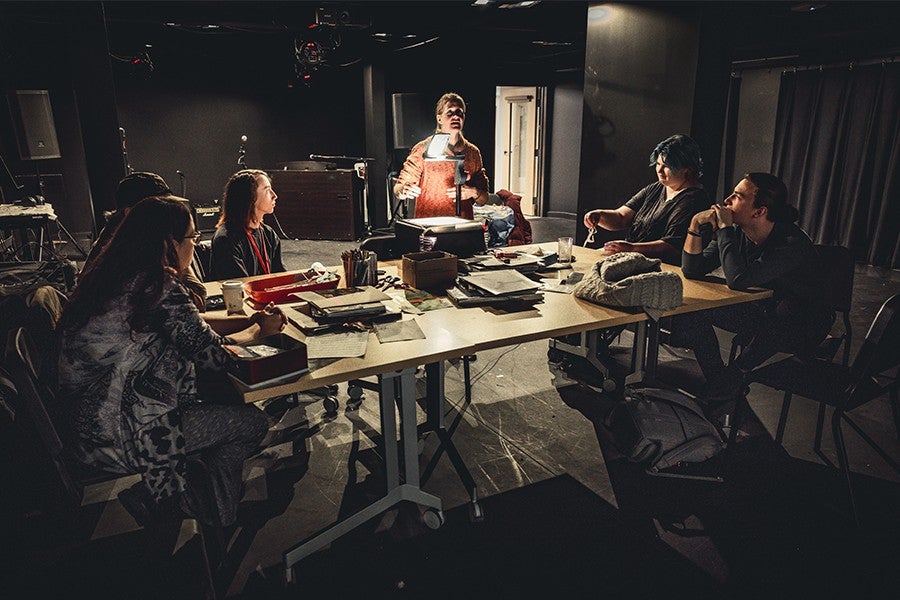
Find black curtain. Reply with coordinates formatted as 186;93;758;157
772;62;900;268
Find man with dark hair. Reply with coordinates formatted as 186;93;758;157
83;172;208;311
85;172;171;266
676;172;834;406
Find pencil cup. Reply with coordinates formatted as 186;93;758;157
343;249;378;287
221;281;244;314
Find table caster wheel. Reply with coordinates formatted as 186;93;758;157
423;508;444;530
602;378;616;393
469;501;484;523
323;396;339;416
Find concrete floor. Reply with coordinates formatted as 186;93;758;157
4;216;899;599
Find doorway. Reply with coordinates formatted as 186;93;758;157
494;86;545;216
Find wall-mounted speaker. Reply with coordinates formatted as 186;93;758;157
7;90;62;160
391;93;435;150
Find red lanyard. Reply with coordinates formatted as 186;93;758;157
245;228;270;274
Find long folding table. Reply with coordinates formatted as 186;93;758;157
207;241;772;584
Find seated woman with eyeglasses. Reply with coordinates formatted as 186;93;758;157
209;169;286;281
57;196;286;529
582;134;709;265
393;92;490;219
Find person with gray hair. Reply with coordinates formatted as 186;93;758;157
583;134;709;265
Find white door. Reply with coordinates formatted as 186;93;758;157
494;86;542;215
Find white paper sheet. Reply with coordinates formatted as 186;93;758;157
304;331;369;359
373;318;426;343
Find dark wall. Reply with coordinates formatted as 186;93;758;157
576;3;706;245
546;82;584;217
3;1;587;241
115;72;366;207
729;69;781;196
0;2;110;247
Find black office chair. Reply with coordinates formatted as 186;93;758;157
729;244;855;447
386;171;409;227
743;294;900;525
192;239;212;283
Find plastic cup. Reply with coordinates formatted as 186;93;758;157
558;236;574;263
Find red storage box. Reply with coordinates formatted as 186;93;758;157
225;334;308;385
243;271;340;304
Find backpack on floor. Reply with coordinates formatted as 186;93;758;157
604;387;725;472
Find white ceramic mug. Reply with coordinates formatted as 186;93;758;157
221;281;244;314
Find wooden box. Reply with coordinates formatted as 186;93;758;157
402;251;458;292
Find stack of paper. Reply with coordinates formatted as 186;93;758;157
293;286;396;324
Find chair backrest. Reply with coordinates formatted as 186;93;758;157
5;327;83;514
814;244;855;365
847;294;900;409
192;239;212;282
388;171;415;220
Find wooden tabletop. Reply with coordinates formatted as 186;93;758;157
205;242;771;402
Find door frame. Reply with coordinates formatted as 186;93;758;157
493;85;546;216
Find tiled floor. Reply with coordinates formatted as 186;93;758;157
3;217;899;599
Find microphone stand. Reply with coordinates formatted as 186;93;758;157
238;135;248;168
119;127;133;175
176;170;186;197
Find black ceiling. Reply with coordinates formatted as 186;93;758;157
3;2;899;83
99;1;592;82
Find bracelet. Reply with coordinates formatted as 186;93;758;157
687;229;701;237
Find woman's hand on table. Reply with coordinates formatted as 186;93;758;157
602;240;634;254
250;302;287;337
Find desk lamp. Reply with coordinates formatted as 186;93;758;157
423;133;466;216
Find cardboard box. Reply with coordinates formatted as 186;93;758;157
402;251;458;291
225;334;308;385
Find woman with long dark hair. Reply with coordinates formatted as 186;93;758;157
59;196;284;528
209;169;286;281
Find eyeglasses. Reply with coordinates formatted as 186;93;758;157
183;232;202;243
